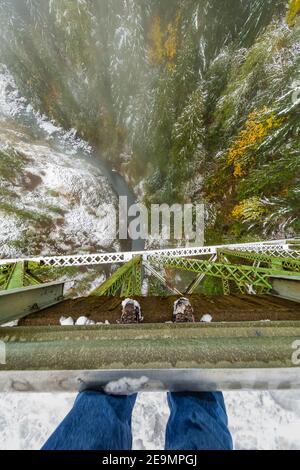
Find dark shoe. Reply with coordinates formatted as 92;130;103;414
118;298;143;324
173;297;195;323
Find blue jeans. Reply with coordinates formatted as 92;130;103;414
42;391;233;450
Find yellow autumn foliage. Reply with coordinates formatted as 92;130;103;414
164;14;180;61
286;0;300;26
231;197;266;222
231;203;244;219
227;108;284;178
148;16;164;65
148;13;180;67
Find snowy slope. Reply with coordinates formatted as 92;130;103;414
0;390;299;450
0;66;118;258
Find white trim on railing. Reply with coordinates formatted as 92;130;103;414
0;239;299;267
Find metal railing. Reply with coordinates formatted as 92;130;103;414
0;239;299;268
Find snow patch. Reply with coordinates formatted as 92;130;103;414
0;390;300;449
75;316;89;326
0;65;26;117
0;65;92;154
200;314;213;323
0;214;26;258
0;320;19;327
60;316;109;326
104;377;149;396
59;316;74;326
75;317;95;326
0;114;118;256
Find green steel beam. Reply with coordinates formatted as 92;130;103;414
222;278;231;295
24;272;41;286
0;262;42;291
0;281;65;325
218;248;300;272
91;256;142;297
1;322;300;371
5;262;24;290
2;249;300;298
218;252;231;295
0;273;7;287
270;276;300;303
186;255;217;295
149;256;300;294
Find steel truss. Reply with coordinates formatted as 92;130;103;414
217;248;300;272
148;256;300;295
0;239;299;268
0;262;41;290
1;239;300;296
90;256;142;297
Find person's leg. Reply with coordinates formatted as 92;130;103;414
42;390;137;450
165;392;233;450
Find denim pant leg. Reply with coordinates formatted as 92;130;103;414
42;390;137;450
165;392;233;450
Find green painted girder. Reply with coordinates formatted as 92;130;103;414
24;272;41;286
218;248;300;271
0;272;8;286
0;265;9;274
5;262;24;290
1;321;300;371
0;262;42;291
91;256;142;297
222;278;231;295
0;281;65;325
149;256;300;292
